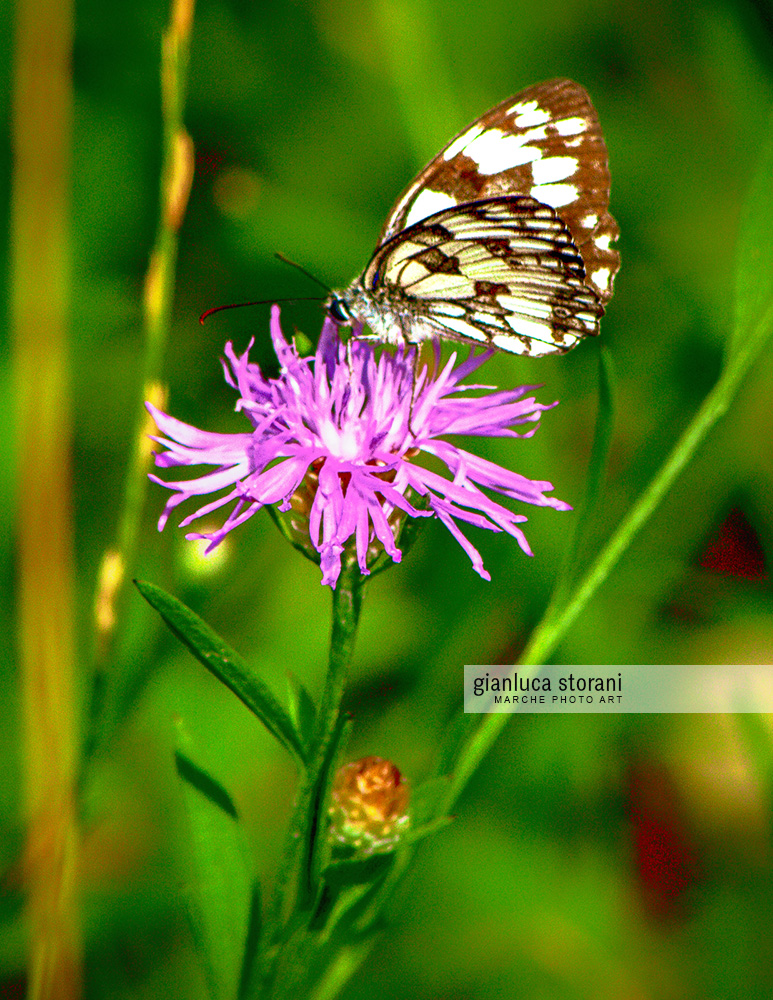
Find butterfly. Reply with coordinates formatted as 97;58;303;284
326;79;619;357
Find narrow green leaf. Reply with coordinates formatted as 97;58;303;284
731;106;773;359
135;579;306;767
285;671;317;752
237;883;264;1000
311;862;393;938
175;738;254;1000
176;751;238;819
410;776;453;827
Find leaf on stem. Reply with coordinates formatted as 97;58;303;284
135;579;307;767
321;853;395;889
285;671;317;753
175;733;254;1000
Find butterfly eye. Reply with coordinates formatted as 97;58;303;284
328;296;352;325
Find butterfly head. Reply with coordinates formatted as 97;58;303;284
326;293;354;326
326;281;420;348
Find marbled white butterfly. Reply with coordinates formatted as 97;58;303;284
327;79;619;356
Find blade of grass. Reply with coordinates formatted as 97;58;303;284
730;105;773;359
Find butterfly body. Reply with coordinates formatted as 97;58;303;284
327;79;619;357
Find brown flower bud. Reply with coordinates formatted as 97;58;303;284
329;756;410;854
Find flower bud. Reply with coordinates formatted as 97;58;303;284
329;756;410;855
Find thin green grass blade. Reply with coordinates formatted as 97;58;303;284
730;105;773;360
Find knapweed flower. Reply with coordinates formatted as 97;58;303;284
329;756;410;854
147;306;570;588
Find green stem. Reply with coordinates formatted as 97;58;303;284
300;558;364;911
261;559;364;999
87;0;196;755
317;560;364;755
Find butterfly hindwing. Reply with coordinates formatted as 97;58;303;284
359;196;602;356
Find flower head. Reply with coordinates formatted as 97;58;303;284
148;306;570;588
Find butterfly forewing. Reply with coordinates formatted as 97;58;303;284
378;79;619;304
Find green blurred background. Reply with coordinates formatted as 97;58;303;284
4;0;773;996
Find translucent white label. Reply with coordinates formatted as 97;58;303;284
464;665;773;713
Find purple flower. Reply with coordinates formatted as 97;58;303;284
147;306;570;588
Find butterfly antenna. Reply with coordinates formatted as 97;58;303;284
200;297;324;324
275;252;331;293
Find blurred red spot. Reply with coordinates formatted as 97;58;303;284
195;147;225;179
0;975;26;999
629;762;699;919
700;508;766;579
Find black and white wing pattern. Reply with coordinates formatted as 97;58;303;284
327;79;619;356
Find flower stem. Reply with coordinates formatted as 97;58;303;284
261;559;364;998
299;557;364;912
88;0;196;749
318;559;364;755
